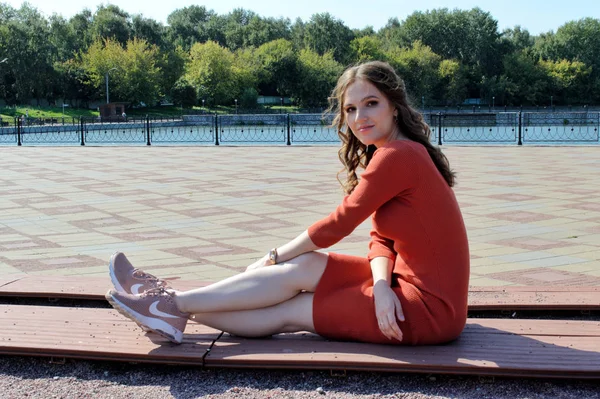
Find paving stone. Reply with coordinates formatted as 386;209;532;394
0;146;598;287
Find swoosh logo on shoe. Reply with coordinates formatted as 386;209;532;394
149;301;179;319
131;284;144;295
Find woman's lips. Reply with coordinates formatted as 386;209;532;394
358;125;374;132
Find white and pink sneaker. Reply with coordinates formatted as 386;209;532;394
109;252;168;295
105;286;189;344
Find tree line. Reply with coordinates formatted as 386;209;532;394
1;3;599;109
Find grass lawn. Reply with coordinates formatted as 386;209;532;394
1;105;305;124
1;106;98;124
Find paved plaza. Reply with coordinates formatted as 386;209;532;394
1;145;599;287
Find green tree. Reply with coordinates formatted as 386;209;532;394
350;35;387;63
386;41;442;105
303;13;354;64
221;9;290;50
131;15;167;49
80;37;161;105
255;39;297;96
290;18;305;50
68;9;94;52
158;46;187;102
540;59;592;104
185;41;236;105
502;26;534;53
387;8;503;79
171;77;197;107
0;4;55;104
437;59;469;105
54;59;96;106
49;15;78;61
89;5;131;45
166;6;217;50
232;47;260;100
291;49;343;107
501;51;549;105
534;18;600;101
353;26;376;39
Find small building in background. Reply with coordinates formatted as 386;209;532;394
99;102;128;122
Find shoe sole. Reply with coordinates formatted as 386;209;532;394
109;253;151;333
105;290;183;344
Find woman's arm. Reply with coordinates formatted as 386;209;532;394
246;230;318;271
370;256;393;285
276;230;319;263
371;255;405;341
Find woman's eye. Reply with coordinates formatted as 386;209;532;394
367;101;378;107
345;107;355;113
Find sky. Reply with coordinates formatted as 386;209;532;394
4;0;600;35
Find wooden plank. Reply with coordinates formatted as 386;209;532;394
0;275;26;289
207;320;600;378
0;305;220;365
1;277;600;311
468;290;600;310
470;286;600;293
0;276;208;300
1;305;598;378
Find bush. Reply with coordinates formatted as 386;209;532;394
239;88;259;109
171;78;197;108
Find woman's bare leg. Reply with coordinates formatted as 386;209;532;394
173;252;328;314
190;292;315;337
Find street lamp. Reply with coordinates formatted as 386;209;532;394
551;95;553;108
235;99;238;114
105;67;118;104
421;96;425;111
492;96;495;109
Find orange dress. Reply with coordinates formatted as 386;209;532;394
308;140;470;345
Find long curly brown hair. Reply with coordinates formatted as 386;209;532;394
326;61;456;195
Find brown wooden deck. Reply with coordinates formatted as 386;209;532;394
1;277;599;378
1;276;600;311
1;305;599;378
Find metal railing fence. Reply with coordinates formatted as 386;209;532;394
1;112;598;146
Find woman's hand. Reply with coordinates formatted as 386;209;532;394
373;280;405;341
245;253;271;272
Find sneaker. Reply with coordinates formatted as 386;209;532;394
109;252;168;295
105;287;189;344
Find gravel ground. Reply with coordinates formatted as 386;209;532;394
0;356;598;399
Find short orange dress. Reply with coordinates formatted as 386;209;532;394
308;140;470;345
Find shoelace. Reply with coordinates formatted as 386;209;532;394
132;269;168;287
142;286;175;298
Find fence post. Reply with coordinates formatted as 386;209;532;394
80;117;85;146
437;113;443;146
517;112;523;146
286;114;291;145
146;114;151;146
16;117;22;146
215;113;219;146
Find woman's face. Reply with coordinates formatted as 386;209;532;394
343;79;399;148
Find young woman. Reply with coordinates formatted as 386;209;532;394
106;60;470;345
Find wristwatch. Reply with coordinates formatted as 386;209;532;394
267;248;278;265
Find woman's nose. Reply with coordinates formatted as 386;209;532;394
355;107;367;122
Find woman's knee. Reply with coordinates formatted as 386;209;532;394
285;251;328;292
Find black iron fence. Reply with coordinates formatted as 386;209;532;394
1;112;599;146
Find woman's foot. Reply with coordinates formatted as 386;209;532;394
105;286;189;344
109;252;168;295
109;251;170;332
